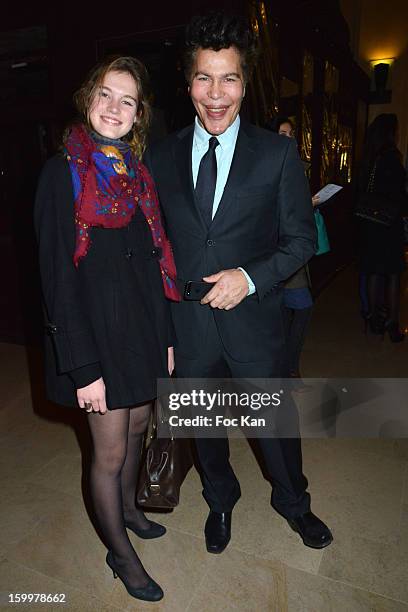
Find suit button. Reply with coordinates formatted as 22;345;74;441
125;249;133;259
206;239;215;246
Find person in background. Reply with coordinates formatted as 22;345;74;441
357;113;407;342
269;115;296;139
34;56;181;603
269;115;318;381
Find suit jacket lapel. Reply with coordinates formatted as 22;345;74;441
174;126;194;199
174;126;207;232
211;122;257;228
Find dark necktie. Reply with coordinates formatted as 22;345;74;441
195;136;219;227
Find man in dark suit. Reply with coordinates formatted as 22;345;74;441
145;13;332;553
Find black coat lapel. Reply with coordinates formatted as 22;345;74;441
211;122;257;227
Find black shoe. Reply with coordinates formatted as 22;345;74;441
365;312;385;336
106;551;163;602
287;511;333;549
384;321;405;343
124;519;166;539
204;511;231;554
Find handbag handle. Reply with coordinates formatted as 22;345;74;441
146;448;169;479
150;399;174;441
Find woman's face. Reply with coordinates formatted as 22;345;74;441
89;70;139;140
278;122;294;138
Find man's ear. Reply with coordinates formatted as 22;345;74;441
242;86;246;98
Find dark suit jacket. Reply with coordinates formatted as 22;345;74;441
145;120;316;363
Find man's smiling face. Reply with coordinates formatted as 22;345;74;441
189;46;245;136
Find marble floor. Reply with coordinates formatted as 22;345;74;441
0;265;407;611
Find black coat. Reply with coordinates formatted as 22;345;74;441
145;121;316;363
358;148;408;274
34;155;171;408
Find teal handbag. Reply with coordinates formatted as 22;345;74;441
314;209;330;255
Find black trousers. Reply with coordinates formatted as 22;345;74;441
175;312;311;519
282;306;313;375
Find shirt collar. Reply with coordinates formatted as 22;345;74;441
193;114;240;152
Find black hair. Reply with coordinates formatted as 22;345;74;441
363;113;399;167
184;12;259;84
269;115;295;134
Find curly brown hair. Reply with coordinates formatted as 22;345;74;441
66;55;152;158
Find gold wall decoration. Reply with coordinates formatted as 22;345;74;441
320;62;353;185
300;51;314;178
321;61;339;186
338;124;353;184
247;1;279;126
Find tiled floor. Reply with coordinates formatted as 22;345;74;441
1;265;407;611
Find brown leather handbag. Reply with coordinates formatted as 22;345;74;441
137;402;193;509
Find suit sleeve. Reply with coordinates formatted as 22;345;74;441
34;157;102;386
244;139;317;301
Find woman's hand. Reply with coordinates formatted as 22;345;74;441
168;347;175;376
312;195;320;207
77;377;107;414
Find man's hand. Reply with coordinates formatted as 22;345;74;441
201;269;249;310
77;377;107;414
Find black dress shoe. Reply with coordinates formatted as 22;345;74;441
287;511;333;549
204;511;231;554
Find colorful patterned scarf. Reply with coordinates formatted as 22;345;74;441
65;124;180;301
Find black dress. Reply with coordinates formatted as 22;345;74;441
358;148;407;274
34;155;172;409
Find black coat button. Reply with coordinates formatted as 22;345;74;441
125;249;133;259
206;239;215;246
46;323;58;335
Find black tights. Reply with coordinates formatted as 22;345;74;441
367;273;401;324
87;403;151;588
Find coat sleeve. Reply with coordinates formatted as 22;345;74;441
34;156;102;387
244;139;317;300
379;150;408;215
145;146;178;348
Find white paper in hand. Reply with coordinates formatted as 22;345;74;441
314;184;343;204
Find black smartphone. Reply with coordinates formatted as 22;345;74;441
184;280;215;301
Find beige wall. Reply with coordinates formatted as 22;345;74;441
340;0;408;160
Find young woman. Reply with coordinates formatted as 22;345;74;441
357;113;407;342
34;56;180;602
